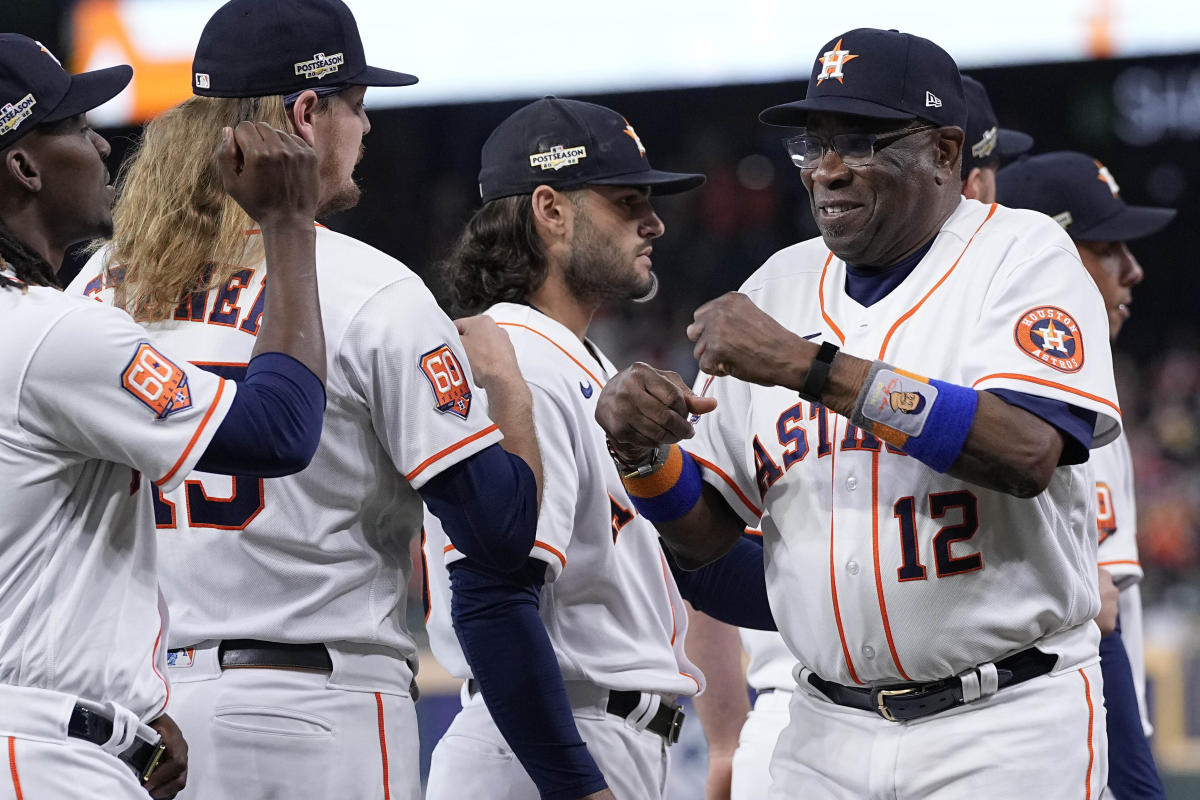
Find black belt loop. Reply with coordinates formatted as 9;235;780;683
214;639;332;672
66;705;166;783
807;648;1056;723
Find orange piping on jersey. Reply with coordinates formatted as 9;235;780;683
375;693;391;800
658;550;678;645
827;416;862;685
533;540;567;570
8;738;23;800
870;449;912;681
157;377;228;486
1098;559;1141;569
689;453;762;518
495;322;605;387
878;203;998;360
152;612;169;717
404;423;501;483
680;671;702;692
970;374;1121;418
817;252;845;344
420;528;432;624
1080;668;1095;799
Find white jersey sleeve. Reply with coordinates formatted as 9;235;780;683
339;282;502;490
522;383;578;580
1093;432;1141;586
963;211;1121;446
685;372;765;527
19;300;234;490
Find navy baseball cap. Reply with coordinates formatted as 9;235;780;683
478;97;705;203
960;75;1032;178
996;151;1176;241
761;29;966;130
0;34;131;148
192;0;417;98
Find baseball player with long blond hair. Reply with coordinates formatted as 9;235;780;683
1;32;327;799
69;1;543;798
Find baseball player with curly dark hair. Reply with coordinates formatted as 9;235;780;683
1;32;328;800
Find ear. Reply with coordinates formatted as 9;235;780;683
529;184;572;243
961;167;984;200
287;90;320;148
3;145;42;193
932;127;965;185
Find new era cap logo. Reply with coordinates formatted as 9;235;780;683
925;91;942;108
294;52;345;80
816;38;858;84
1095;161;1120;197
530;145;587;171
0;94;37;137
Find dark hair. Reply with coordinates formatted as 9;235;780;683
439;195;548;317
0;218;58;291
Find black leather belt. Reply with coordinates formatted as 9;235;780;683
217;639;332;671
807;648;1057;723
67;705;166;783
466;680;685;745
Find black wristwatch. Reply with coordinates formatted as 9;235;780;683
607;440;671;479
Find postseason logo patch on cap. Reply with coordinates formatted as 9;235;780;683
529;144;587;171
0;93;37;137
294;52;345;80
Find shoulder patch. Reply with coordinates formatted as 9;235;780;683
419;344;472;419
122;343;194;419
1013;306;1085;373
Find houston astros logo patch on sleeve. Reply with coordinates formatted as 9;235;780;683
419;344;472;419
1014;306;1084;373
122;343;194;419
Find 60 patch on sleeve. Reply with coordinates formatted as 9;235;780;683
122;343;193;419
419;344;472;419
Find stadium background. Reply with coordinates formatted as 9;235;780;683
5;1;1199;795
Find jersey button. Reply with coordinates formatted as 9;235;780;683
846;560;860;575
862;645;876;659
846;476;858;491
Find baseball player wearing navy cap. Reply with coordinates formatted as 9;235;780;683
68;2;544;798
998;151;1174;800
421;97;705;800
597;27;1120;797
959;74;1032;203
2;31;329;799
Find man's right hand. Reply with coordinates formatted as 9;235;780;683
217;121;319;230
595;362;717;467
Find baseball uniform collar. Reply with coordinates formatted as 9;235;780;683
485;302;612;384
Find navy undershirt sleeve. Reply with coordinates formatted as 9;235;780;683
986;389;1096;465
195;352;325;477
1100;618;1168;799
419;444;538;573
667;533;775;631
449;558;607;800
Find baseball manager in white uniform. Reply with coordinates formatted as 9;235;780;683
597;28;1120;799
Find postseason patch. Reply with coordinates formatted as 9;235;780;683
0;93;37;137
419;344;472;419
122;343;194;419
861;369;937;437
1013;305;1085;373
529;145;587;171
294;52;344;80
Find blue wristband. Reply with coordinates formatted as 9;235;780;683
622;445;703;523
902;380;978;472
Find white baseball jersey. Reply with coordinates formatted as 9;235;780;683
686;198;1121;686
0;284;233;720
424;302;702;698
72;226;501;692
741;629;796;693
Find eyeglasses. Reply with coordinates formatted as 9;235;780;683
784;124;939;170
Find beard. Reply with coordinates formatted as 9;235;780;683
562;212;654;304
316;145;365;218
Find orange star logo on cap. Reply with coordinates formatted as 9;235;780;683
816;38;859;84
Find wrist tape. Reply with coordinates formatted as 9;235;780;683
621;445;703;523
850;362;978;473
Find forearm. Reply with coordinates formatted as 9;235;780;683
449;559;607;800
668;536;775;629
251;221;325;382
650;479;744;569
684;604;750;761
483;375;543;505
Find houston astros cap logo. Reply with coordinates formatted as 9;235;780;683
1014;306;1085;373
816;38;859;84
35;41;62;66
622;120;646;157
1095;161;1120;197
